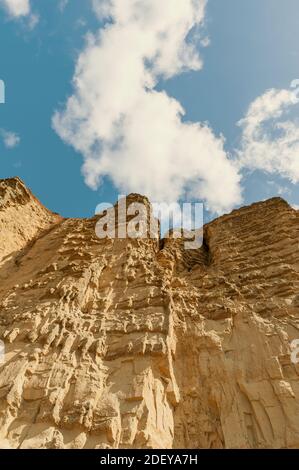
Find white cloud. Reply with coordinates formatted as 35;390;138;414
53;0;242;214
0;0;30;17
58;0;68;12
0;128;20;148
0;0;38;28
238;87;299;182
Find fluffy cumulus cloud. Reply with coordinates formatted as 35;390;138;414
53;0;242;214
0;0;30;17
238;86;299;182
0;0;38;28
0;128;20;148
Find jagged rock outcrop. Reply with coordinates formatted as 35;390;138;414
0;177;299;449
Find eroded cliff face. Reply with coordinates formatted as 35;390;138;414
0;177;299;449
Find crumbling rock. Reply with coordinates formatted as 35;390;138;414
0;178;299;449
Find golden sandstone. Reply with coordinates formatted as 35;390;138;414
0;177;299;449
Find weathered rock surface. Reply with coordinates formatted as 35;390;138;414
0;177;299;449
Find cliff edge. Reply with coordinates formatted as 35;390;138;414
0;178;299;449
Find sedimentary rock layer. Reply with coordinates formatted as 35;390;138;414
0;177;299;449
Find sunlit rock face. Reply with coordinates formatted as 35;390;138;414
0;177;299;449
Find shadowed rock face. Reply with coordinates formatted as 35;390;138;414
0;177;299;449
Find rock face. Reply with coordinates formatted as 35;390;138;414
1;177;299;449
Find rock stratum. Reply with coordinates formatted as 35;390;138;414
1;177;299;449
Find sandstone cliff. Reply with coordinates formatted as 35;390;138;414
0;177;299;449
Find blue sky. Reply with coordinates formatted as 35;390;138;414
1;0;299;221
